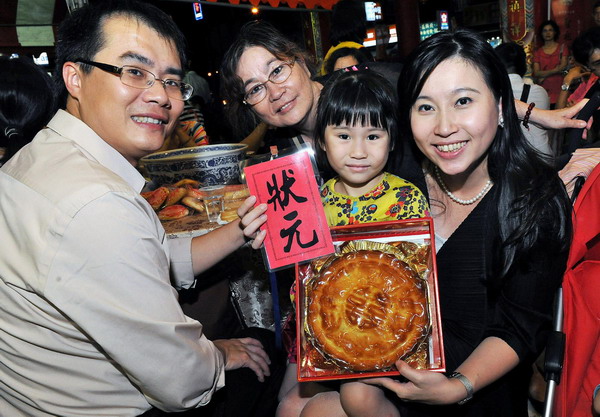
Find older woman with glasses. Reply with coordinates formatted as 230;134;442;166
221;21;324;151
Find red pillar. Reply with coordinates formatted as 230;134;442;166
533;0;548;32
394;0;420;59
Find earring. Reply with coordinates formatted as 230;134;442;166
498;114;505;128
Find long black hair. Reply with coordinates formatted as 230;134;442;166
315;70;398;179
0;56;55;163
398;28;571;280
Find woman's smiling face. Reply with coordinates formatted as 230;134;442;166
410;57;501;178
236;46;318;131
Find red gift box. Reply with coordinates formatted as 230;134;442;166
296;218;445;381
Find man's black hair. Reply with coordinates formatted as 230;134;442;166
53;0;187;109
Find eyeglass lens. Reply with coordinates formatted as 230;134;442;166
120;66;192;101
244;62;293;105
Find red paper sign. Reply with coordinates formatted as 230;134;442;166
507;0;526;41
244;150;334;270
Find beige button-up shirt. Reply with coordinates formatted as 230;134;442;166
0;110;224;417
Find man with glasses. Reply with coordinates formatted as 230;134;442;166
0;1;277;416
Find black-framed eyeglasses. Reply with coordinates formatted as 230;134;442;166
75;59;194;101
243;59;296;106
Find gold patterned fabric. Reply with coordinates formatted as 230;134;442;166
320;172;429;226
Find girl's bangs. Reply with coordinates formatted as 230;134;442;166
325;90;387;130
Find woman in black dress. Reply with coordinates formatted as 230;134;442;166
299;28;572;417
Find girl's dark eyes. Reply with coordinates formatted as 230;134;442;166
367;134;380;140
338;134;350;140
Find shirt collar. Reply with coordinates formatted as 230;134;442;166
47;110;147;192
508;73;525;87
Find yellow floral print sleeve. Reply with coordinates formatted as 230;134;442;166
320;172;430;226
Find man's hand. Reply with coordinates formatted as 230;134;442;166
213;338;271;382
238;195;267;249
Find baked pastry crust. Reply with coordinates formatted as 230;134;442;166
306;250;429;371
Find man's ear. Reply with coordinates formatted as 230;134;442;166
63;62;82;99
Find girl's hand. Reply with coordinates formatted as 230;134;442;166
237;195;267;249
361;360;469;405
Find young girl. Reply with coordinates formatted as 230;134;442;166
276;69;429;417
316;69;429;225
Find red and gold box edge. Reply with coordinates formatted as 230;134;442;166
295;217;446;382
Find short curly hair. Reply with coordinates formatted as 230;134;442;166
538;20;560;42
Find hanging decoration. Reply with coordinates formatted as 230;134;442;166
204;0;337;10
500;0;536;76
501;0;533;42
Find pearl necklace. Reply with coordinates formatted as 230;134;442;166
433;166;493;205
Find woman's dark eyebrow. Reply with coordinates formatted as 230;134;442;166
416;87;481;101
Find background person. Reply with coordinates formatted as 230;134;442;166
557;27;600;148
299;27;572;417
323;46;374;75
319;0;368;75
0;55;55;165
495;42;552;156
184;65;212;110
555;11;600;111
563;27;600;106
0;2;274;416
533;20;569;108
